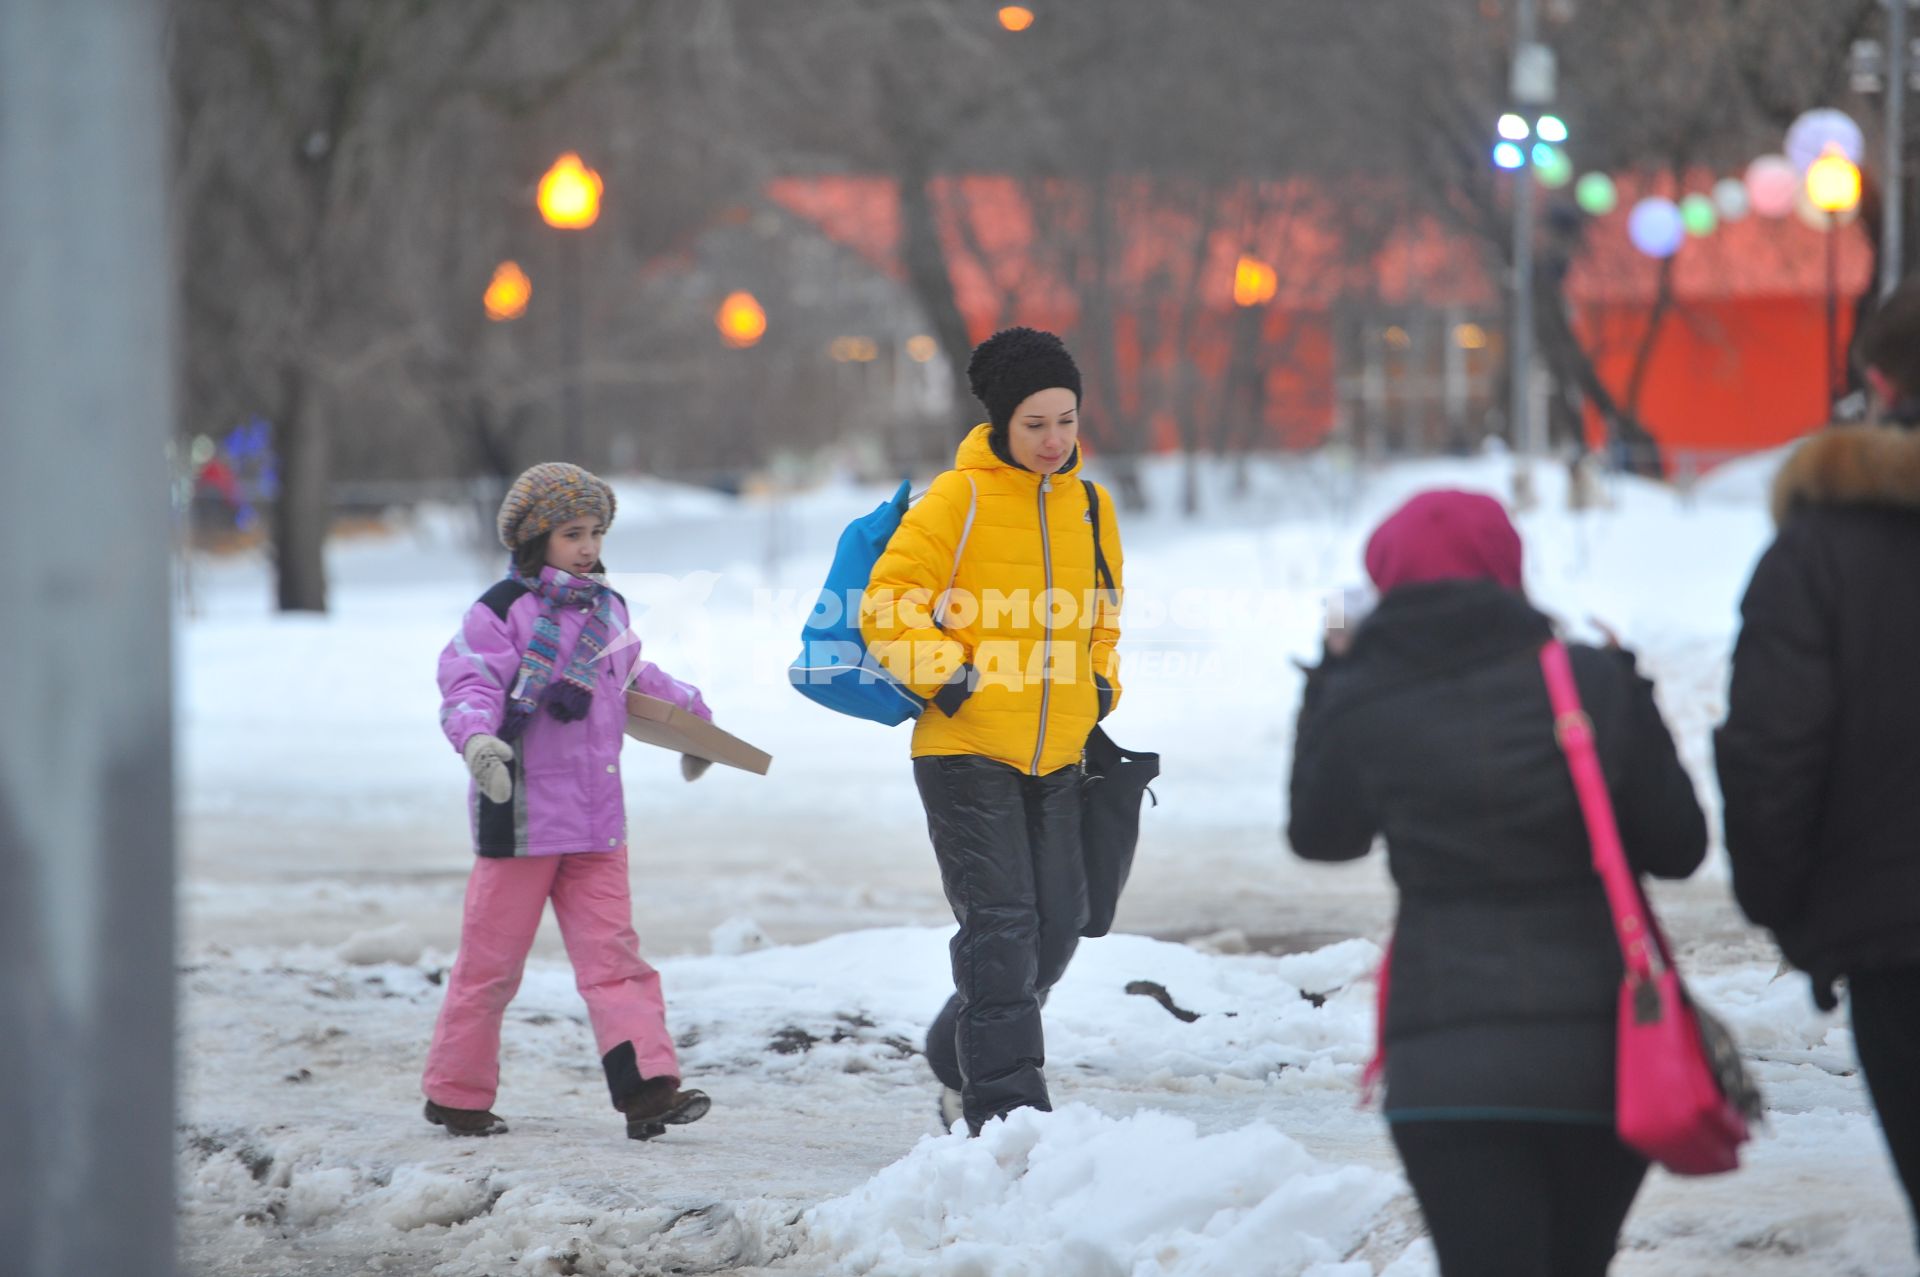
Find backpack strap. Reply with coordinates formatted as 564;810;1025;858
933;475;978;629
1083;479;1118;605
478;578;531;621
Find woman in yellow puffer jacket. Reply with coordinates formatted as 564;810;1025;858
861;327;1124;1135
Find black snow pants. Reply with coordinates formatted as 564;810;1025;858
914;754;1086;1134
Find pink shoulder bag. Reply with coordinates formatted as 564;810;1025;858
1540;640;1758;1175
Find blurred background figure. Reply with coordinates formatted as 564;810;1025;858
1717;280;1920;1257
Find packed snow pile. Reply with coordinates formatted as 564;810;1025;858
798;1103;1404;1276
659;927;1382;1088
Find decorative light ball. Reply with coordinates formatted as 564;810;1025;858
1628;197;1686;258
1712;176;1750;222
1575;172;1618;216
1746;155;1799;219
1680;194;1719;237
1785;108;1865;174
1806;147;1863;214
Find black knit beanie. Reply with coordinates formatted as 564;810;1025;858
966;327;1083;437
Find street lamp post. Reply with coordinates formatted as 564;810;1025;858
1512;146;1537;456
1233;254;1277;369
560;234;583;456
1827;211;1843;395
1851;2;1917;295
1229;256;1277;461
1809;146;1863;404
1502;0;1558;468
537;153;603;460
1888;0;1909;298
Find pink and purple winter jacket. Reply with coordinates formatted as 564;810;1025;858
437;578;711;857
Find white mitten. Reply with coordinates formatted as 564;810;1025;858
463;734;515;803
680;754;713;783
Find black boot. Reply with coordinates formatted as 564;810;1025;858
621;1077;711;1141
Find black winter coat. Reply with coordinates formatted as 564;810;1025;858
1289;581;1707;1120
1717;425;1920;1007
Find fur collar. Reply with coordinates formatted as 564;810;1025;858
1772;425;1920;525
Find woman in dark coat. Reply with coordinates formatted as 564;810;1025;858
1288;489;1707;1277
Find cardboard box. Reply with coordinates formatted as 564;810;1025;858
623;691;772;775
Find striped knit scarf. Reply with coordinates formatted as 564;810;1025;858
498;567;615;742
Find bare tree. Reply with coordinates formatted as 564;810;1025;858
172;0;665;611
173;0;1896;584
1372;0;1880;471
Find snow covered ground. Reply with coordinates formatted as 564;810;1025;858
175;450;1917;1275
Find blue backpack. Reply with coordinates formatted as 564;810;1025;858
787;478;975;725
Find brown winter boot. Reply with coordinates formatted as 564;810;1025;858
621;1077;711;1141
423;1099;509;1137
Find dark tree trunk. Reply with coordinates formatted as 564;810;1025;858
1615;254;1677;475
1534;282;1664;475
1080;177;1148;510
272;365;329;613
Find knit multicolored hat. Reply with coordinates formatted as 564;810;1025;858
966;327;1083;434
496;462;617;551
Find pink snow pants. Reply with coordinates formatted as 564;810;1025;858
422;849;680;1111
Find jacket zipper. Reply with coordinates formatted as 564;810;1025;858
1030;473;1053;775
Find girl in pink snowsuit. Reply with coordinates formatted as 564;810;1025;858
423;461;711;1141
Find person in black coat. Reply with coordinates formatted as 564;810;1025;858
1716;280;1920;1253
1289;489;1707;1277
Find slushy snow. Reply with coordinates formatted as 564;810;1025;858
173;451;1919;1275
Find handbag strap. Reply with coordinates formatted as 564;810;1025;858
1082;479;1118;605
1538;640;1666;985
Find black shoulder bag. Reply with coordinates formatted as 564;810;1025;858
1079;479;1159;938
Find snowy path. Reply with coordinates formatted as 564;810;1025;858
175;456;1918;1274
178;930;1911;1276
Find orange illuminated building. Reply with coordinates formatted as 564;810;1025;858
767;173;1872;464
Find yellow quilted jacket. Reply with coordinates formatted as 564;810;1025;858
861;423;1123;775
